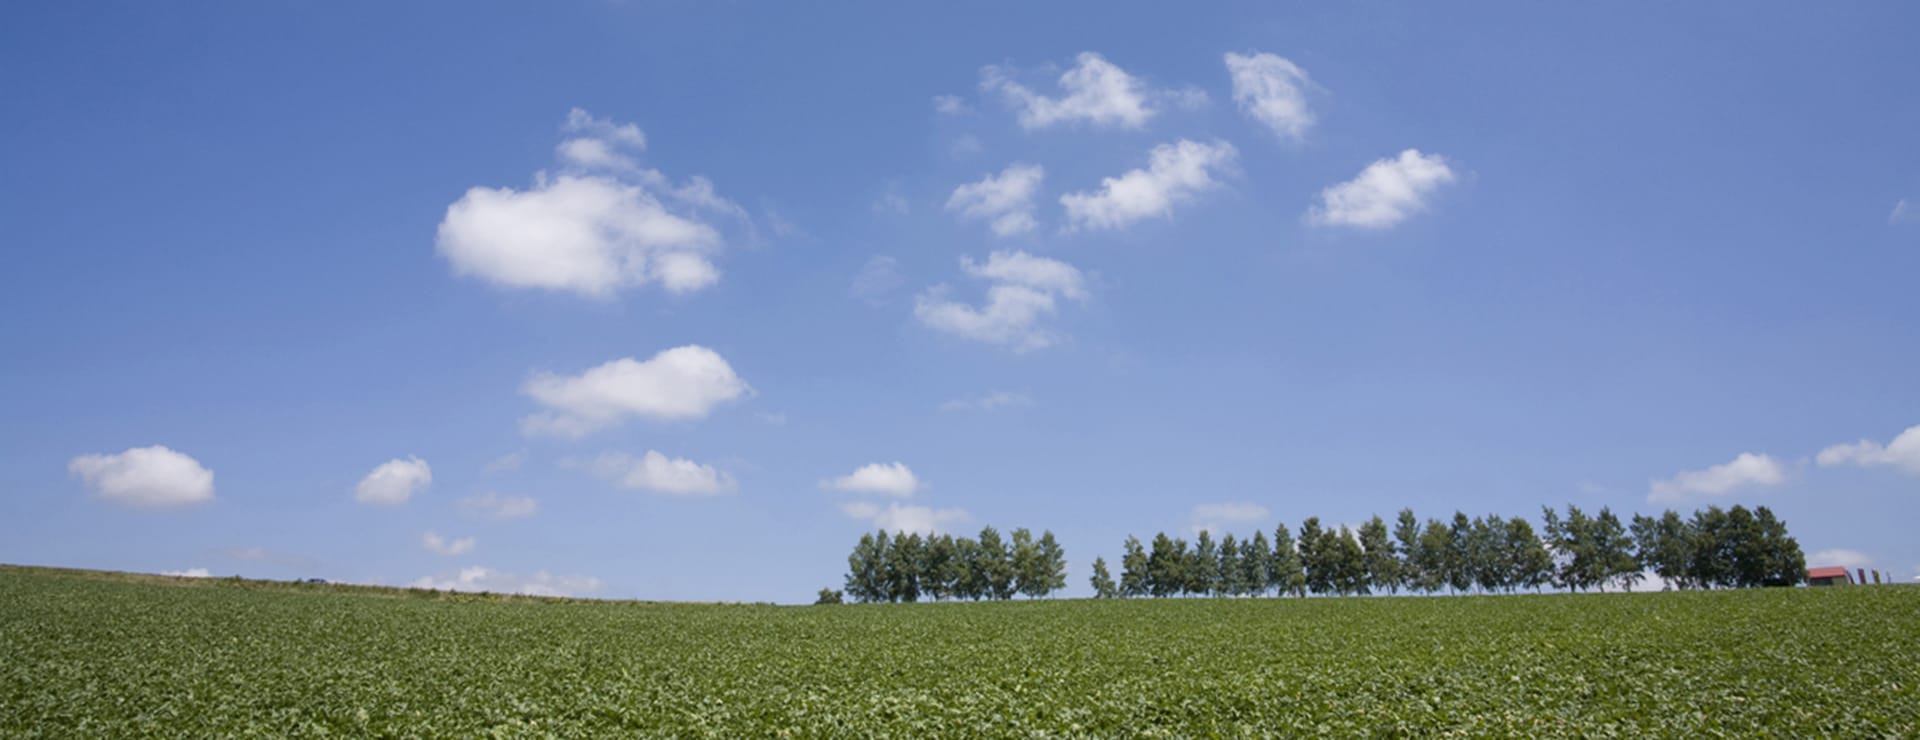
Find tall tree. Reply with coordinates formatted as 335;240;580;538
1089;556;1118;598
1191;530;1220;597
1244;530;1273;597
1035;530;1069;597
1593;508;1640;591
845;531;885;603
1218;533;1246;597
1752;506;1805;587
1506;516;1553;593
1415;519;1452;594
1359;516;1401;595
1298;518;1329;595
1447;512;1475;594
1010;528;1042;598
1325;526;1367;596
1119;535;1148;598
978;526;1016;600
1147;532;1183;598
889;532;925;602
1393;508;1423;594
1272;523;1306;597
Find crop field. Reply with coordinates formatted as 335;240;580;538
2;565;1917;736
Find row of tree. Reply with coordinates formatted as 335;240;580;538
1086;504;1805;598
842;526;1067;603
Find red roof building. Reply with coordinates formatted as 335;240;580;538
1807;566;1853;587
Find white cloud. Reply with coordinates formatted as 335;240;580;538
947;163;1045;236
1815;424;1920;475
932;94;971;115
459;492;539;520
593;450;737;496
409;566;603;598
914;250;1087;352
1225;51;1316;141
422;531;476;556
939;390;1033;412
1309;149;1457;229
162;568;212;578
840;501;969;535
822;462;920;497
850;255;904;306
1809;548;1874;569
520;345;751;438
1191;502;1272;535
481;450;526;475
982;52;1156;130
68;445;215;508
437;109;742;299
1647;452;1786;503
1059;139;1237;231
1892;199;1916;224
354;456;431;506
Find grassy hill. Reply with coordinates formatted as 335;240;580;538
2;564;1916;735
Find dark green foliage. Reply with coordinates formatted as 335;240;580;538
841;525;1065;603
1118;536;1148;598
1089;557;1118;598
814;588;843;605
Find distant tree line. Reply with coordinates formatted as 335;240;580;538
842;526;1067;603
1085;504;1805;599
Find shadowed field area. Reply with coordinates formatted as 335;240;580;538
2;564;1916;736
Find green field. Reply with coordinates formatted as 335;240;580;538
3;565;1916;736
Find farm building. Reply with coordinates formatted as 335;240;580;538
1806;566;1852;587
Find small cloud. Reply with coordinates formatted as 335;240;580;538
850;255;905;306
949;134;985;159
460;492;539;520
591;451;737;496
939;390;1033;412
872;183;911;215
422;531;477;556
1647;452;1786;503
68;445;215;508
1891;199;1916;224
982;52;1157;130
1191;502;1271;535
520;345;751;438
947;163;1045;236
914;251;1088;352
756;411;789;426
1060;139;1238;231
1309;149;1457;229
839;501;968;535
354;456;431;506
162;568;212;578
1224;51;1317;141
822;462;920;497
1816;424;1920;475
933;94;972;115
482;450;527;475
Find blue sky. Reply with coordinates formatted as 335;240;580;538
3;2;1917;601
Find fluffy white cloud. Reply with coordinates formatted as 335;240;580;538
947;163;1045;236
822;462;920;497
162;568;212;578
520;345;751;437
982;52;1155;130
1060;139;1237;231
1815;424;1920;475
939;390;1033;412
594;450;737;496
409;566;603;598
1309;149;1456;228
840;501;969;535
1225;52;1316;141
1809;548;1874;569
459;492;539;520
914;250;1087;352
354;456;431;506
437;109;742;298
1647;452;1786;503
932;94;971;115
422;531;476;556
68;445;215;508
1192;502;1272;535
